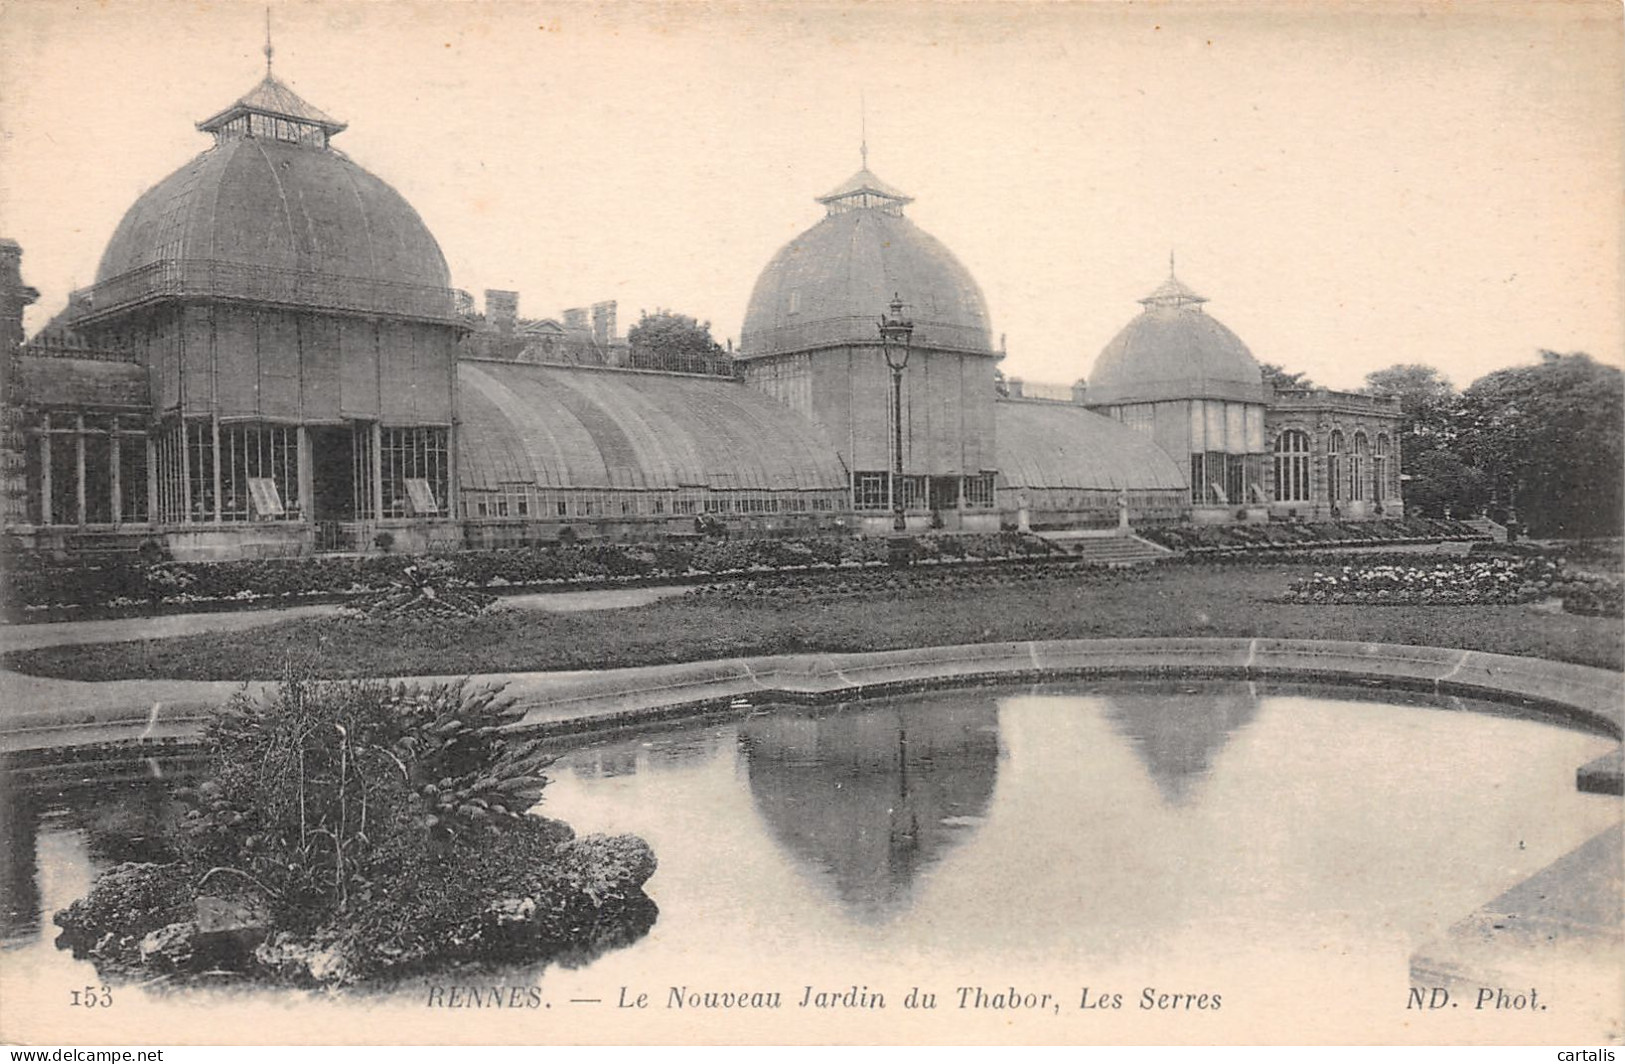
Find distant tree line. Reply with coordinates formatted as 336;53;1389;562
1273;352;1623;538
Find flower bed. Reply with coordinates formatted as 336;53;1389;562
1284;557;1563;607
3;532;1063;619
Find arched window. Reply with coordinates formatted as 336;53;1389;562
1375;433;1392;501
1273;429;1311;502
1327;430;1344;503
1351;432;1369;502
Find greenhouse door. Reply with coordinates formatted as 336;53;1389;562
310;426;356;522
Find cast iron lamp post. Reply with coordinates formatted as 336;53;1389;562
879;294;914;534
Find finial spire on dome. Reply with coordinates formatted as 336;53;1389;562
860;92;868;170
1139;256;1208;311
197;23;347;147
815;103;912;215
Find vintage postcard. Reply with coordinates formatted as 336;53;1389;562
1;0;1621;1049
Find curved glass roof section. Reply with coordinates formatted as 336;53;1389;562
458;361;848;493
995;400;1189;492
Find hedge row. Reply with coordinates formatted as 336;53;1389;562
4;532;1063;617
1558;573;1625;618
684;556;1146;605
1140;517;1487;553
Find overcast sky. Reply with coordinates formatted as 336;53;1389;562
2;1;1619;392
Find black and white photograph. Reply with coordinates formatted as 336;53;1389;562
0;0;1620;1049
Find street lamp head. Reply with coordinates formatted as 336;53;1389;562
879;291;914;370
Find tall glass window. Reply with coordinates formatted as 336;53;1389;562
962;473;996;508
1375;433;1392;501
1273;429;1311;502
25;410;150;526
852;471;890;511
220;424;300;521
381;427;449;517
1327;430;1345;503
1351;432;1369;502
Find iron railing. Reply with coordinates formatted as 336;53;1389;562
737;314;993;359
68;259;474;326
15;338;140;363
1270;387;1400;412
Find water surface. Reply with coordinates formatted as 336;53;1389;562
3;681;1618;1043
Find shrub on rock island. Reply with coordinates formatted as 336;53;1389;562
54;672;657;986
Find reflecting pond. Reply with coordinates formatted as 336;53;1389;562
3;681;1619;1043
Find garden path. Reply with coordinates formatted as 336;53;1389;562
0;585;689;653
0;586;689;751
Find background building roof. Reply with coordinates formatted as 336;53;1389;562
995;399;1189;492
458;360;848;493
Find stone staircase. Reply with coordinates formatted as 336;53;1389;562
1462;516;1508;543
1035;531;1172;567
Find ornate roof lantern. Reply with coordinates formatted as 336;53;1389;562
195;29;346;148
815;168;915;216
1138;254;1208;312
196;76;347;148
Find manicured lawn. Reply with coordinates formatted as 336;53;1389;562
6;562;1621;681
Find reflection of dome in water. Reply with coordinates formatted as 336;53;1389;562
740;696;1000;922
1098;686;1261;805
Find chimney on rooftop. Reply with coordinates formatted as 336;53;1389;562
484;290;518;336
0;239;39;356
591;301;617;348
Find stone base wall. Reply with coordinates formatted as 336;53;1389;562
161;525;312;562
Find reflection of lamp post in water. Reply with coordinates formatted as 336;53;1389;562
879;294;914;534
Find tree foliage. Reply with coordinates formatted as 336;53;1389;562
1361;364;1467;518
1259;362;1315;391
1365;364;1459;452
626;309;728;371
1454;352;1624;537
1398;447;1488;521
